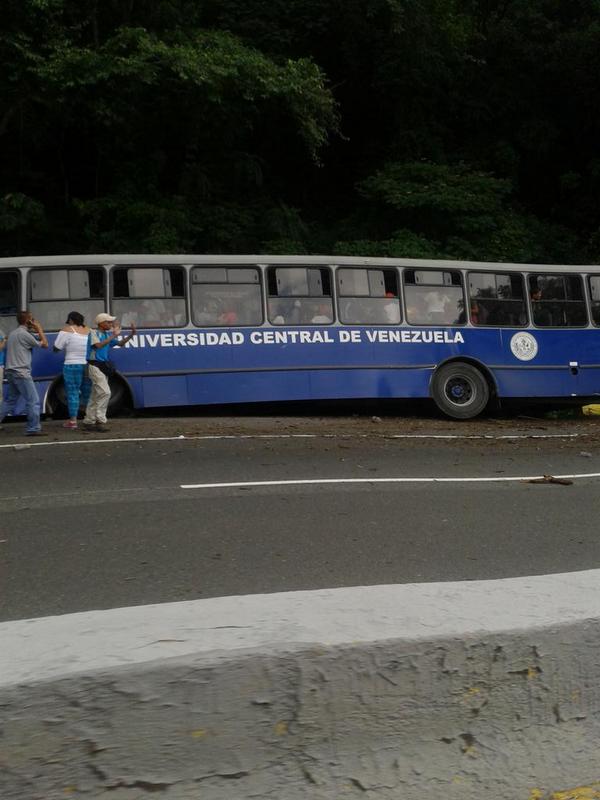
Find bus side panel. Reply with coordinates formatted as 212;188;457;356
492;368;574;399
140;375;189;407
26;325;598;410
571;330;600;396
186;370;311;405
577;367;600;396
497;328;596;398
125;376;144;409
307;367;432;400
182;367;433;406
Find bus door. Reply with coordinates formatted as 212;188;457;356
527;273;588;398
576;275;600;396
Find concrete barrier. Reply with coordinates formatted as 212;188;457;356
2;572;600;799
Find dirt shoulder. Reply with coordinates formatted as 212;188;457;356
2;409;600;451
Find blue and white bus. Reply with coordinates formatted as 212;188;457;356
0;254;599;419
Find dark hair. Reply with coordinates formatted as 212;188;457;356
66;311;84;326
17;310;30;325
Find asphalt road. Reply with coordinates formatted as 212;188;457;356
2;413;600;621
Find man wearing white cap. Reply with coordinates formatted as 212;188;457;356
83;313;136;432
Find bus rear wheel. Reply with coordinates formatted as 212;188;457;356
106;375;131;416
431;362;490;420
49;374;130;419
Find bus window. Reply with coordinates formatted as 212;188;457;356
191;267;262;326
403;269;464;325
468;272;527;327
588;276;600;326
528;274;587;327
337;268;400;325
111;267;186;328
0;270;19;335
29;268;105;330
267;266;333;325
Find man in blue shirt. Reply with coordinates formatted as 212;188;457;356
83;313;136;432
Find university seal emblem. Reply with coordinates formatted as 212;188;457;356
510;332;538;361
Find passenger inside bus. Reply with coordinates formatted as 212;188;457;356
120;300;177;328
340;298;360;322
195;298;221;326
383;292;400;324
218;309;239;325
405;294;425;324
531;287;553;326
272;299;301;325
310;303;333;324
423;290;451;321
142;299;172;326
470;300;488;325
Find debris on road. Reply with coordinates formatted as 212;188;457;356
525;475;573;485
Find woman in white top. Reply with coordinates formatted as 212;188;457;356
53;311;91;429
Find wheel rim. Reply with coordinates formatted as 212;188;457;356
444;375;475;406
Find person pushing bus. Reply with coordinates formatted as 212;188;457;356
83;313;136;433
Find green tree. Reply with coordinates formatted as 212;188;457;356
349;161;579;263
0;0;338;254
2;0;600;260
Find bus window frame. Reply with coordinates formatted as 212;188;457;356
189;265;264;328
267;265;334;326
336;266;402;326
466;270;528;328
402;268;466;327
109;264;189;329
527;272;588;329
27;265;107;331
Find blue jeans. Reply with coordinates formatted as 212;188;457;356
0;371;41;433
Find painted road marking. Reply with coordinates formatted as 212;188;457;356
0;431;589;449
181;472;600;489
2;469;597;505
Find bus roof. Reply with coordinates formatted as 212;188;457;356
0;253;598;273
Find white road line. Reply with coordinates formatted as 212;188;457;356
0;431;589;449
1;471;594;502
0;435;189;449
181;472;600;489
387;433;584;439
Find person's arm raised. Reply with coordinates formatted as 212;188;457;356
31;320;48;348
114;322;137;347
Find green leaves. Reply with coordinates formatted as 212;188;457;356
359;162;511;215
0;193;45;233
0;0;599;259
353;161;578;263
31;26;337;155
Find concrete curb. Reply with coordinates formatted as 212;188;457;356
3;572;600;799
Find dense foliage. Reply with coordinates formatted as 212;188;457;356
1;0;599;262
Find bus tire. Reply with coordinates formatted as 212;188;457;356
431;362;490;420
107;375;131;416
49;374;131;418
48;377;68;419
